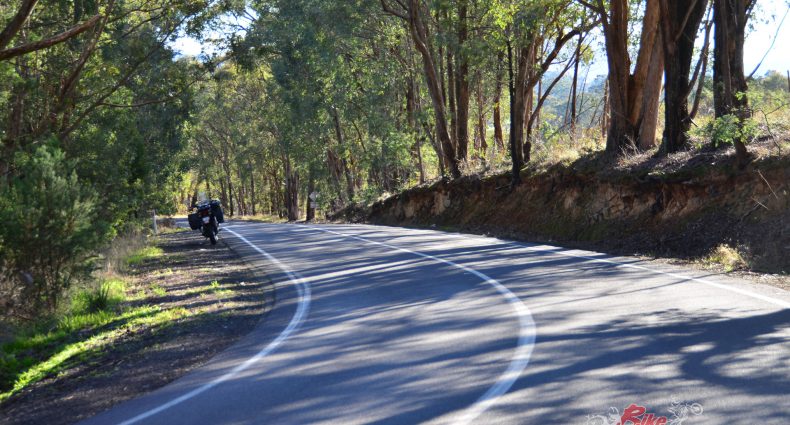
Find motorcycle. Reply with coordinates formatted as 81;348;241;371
188;200;224;245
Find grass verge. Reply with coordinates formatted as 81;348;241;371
0;230;269;425
125;246;164;267
2;243;173;402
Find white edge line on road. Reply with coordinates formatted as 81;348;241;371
116;227;311;425
304;225;537;425
350;223;790;309
515;245;790;309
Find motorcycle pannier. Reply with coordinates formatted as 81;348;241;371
210;200;225;223
187;213;202;230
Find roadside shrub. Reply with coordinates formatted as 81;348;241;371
705;244;748;272
0;146;106;321
706;114;759;148
71;278;127;315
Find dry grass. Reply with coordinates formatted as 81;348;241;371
702;244;749;272
98;232;148;277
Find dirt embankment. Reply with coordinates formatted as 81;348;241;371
335;149;790;273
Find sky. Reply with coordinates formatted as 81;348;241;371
171;2;790;78
742;1;790;75
581;2;790;78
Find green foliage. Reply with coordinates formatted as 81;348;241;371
125;246;164;267
1;0;212;320
0;146;105;319
0;303;189;401
701;114;760;148
72;279;127;314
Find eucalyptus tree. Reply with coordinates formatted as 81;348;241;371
380;0;463;178
658;0;709;154
491;0;595;186
578;0;665;153
712;0;756;166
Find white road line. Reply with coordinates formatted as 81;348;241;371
303;225;537;425
116;227;311;425
519;245;790;309
342;223;790;309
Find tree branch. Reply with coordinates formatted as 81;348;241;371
674;0;701;43
0;15;101;61
380;0;408;20
575;0;604;15
0;0;38;51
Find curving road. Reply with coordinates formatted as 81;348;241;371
81;222;790;425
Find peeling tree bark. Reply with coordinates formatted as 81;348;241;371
582;0;664;154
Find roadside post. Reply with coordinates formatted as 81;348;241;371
308;191;318;221
152;209;158;234
309;191;318;209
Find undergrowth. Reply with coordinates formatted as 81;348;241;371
0;237;185;403
702;244;749;272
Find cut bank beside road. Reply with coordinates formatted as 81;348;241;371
334;142;790;274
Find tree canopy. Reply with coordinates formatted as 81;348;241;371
2;0;787;320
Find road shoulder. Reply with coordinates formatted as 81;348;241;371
0;231;273;425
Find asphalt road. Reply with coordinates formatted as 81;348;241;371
81;222;790;425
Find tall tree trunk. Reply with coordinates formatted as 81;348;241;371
601;80;610;138
220;142;234;216
454;0;470;162
713;0;750;166
474;71;487;154
447;49;458;148
406;73;426;183
332;108;355;201
535;79;542;139
236;167;247;215
328;151;345;203
283;156;299;222
638;30;664;150
416;136;426;183
493;51;505;151
398;0;461;178
225;170;234;217
249;160;256;216
660;0;708;154
507;40;525;187
570;32;582;136
602;0;637;154
425;120;446;176
219;178;227;213
522;45;535;162
690;18;712;120
597;0;664;154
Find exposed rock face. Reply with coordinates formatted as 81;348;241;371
335;156;790;273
